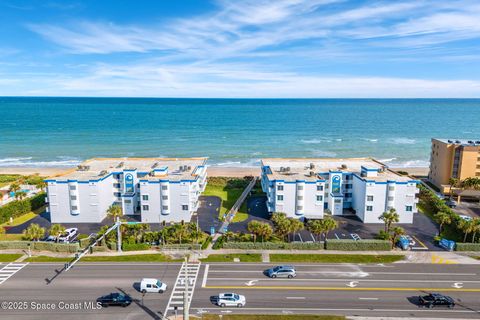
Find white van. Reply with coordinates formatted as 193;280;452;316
140;278;168;293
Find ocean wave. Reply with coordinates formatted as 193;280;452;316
310;150;337;157
378;157;397;163
300;139;333;144
390;138;416;145
213;158;261;167
0;157;82;167
363;138;378;143
388;159;429;168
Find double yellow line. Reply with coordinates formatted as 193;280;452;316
204;286;480;292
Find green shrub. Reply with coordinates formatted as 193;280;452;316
0;175;21;184
455;243;480;251
202;236;212;250
375;230;390;240
91;246;109;252
0;192;46;224
222;242;324;250
122;243;151;251
0;241;78;253
325;239;391;251
212;236;226;249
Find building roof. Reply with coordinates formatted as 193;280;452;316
434;138;480;146
261;158;413;182
48;157;208;182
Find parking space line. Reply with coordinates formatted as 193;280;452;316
411;235;428;250
309;233;316;242
297;233;303;242
202;264;209;288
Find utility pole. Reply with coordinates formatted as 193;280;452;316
183;256;189;320
116;216;122;253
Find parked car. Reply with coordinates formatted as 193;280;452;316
215;293;246;307
140;278;168;293
419;293;455;308
446;199;457;208
459;215;472;222
265;265;296;278
97;293;132;307
57;228;78;243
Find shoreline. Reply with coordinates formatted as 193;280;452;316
0;165;428;178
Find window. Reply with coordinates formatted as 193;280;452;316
69;185;76;191
71;206;78;210
162;205;169;210
114;174;121;179
124;200;131;204
142;195;149;201
70;195;77;200
162;195;168;200
316;185;323;191
388;196;394;201
142;205;149;211
388;186;395;191
406;205;413;212
316;195;323;201
367;195;374;201
113;183;121;188
297;185;303;190
297;206;303;210
277;185;284;191
345;193;352;198
366;206;373;211
161;185;168;190
277;195;284;201
114;192;121;197
334;199;341;204
182;205;189;211
297;196;303;200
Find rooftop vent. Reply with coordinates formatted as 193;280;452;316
285;167;291;172
187;166;192;170
340;164;347;169
116;162;124;168
152;162;159;169
77;165;90;171
99;170;108;176
309;171;315;177
279;167;285;172
309;163;315;169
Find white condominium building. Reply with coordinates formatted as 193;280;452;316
261;158;419;224
45;158;207;223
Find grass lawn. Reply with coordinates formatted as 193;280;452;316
25;253;179;263
270;254;404;264
202;315;345;320
0;253;23;262
200;253;262;262
203;177;249;223
0;234;24;241
0;211;38;228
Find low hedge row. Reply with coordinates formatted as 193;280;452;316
455;243;480;251
201;236;212;250
222;241;325;250
0;241;79;253
122;243;151;251
0;192;46;224
325;239;391;251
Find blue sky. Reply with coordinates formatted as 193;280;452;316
1;0;480;97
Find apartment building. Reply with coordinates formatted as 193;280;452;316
429;139;480;193
45;158;207;223
261;158;419;224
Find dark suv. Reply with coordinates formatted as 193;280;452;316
419;293;455;308
97;293;132;307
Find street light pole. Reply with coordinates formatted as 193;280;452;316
116;216;122;253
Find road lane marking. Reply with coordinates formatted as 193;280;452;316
207;270;476;276
165;262;201;315
411;235;428;249
347;281;359;287
201;264;209;288
359;297;379;300
286;297;305;299
203;285;480;292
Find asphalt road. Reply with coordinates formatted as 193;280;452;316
1;262;480;319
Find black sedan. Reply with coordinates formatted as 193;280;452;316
418;293;455;308
97;293;132;307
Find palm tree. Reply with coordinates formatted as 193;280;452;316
106;204;123;221
448;177;459;198
35;180;47;192
288;218;304;242
15;191;27;200
390;226;406;249
459;219;475;243
49;224;66;243
257;223;273;243
0;226;5;236
434;211;452;235
379;209;400;233
306;220;325;242
271;212;291;241
470;218;480;243
224;231;235;242
23;223;45;241
9;182;21;197
463;177;480;190
247;220;262;243
320;216;338;241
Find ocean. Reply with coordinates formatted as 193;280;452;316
0;97;479;168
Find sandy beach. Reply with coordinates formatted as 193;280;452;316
0;165;427;178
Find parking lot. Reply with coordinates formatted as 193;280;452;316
452;199;480;219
